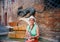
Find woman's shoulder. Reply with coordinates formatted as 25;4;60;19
34;23;38;27
26;25;30;30
27;25;30;28
34;24;39;30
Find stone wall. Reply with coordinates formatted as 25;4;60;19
35;9;60;39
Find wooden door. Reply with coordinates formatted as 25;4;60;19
4;12;7;25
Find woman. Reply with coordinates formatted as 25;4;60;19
25;16;40;42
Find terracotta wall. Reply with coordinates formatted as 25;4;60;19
7;0;44;24
35;9;60;39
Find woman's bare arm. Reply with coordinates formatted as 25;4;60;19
26;29;29;37
35;27;40;38
31;26;40;39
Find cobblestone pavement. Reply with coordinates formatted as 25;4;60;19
2;40;20;42
3;41;20;42
0;40;40;42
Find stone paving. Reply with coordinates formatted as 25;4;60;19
2;40;22;42
2;40;20;42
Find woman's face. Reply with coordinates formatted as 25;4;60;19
29;18;35;25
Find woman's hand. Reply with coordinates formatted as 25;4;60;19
28;37;35;42
29;36;35;39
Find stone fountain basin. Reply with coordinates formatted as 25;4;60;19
0;24;9;40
